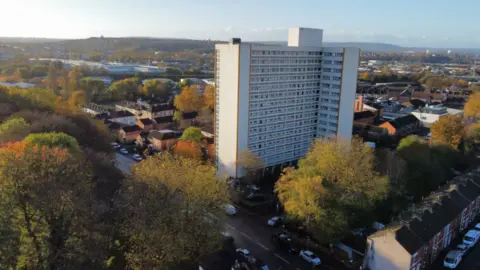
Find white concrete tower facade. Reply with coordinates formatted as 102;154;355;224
215;28;360;178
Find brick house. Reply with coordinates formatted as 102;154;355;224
364;172;480;270
178;112;198;129
153;116;174;130
119;125;143;143
379;114;420;136
109;110;136;126
147;130;177;151
136;118;155;133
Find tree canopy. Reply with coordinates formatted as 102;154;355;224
237;149;264;183
464;92;480;119
120;153;229;269
141;79;174;100
0;117;30;141
174;85;203;113
430;115;465;149
106;78;140;101
203;85;215;110
24;132;81;153
180;127;203;143
275;137;389;243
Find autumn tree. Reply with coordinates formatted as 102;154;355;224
275;137;389;243
359;72;371;81
0;117;30;142
0;141;101;269
66;67;82;92
203;84;215;110
120;153;229;269
237;149;265;183
464;92;480;119
174;140;203;160
180;127;203;143
430;115;465;149
174;85;203;112
46;62;58;90
67;90;86;108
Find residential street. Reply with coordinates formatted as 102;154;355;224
115;154;349;269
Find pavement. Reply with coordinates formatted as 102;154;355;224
115;152;135;173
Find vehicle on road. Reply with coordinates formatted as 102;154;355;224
474;223;480;230
132;154;143;161
456;243;470;256
111;142;121;149
443;250;462;268
463;229;480;247
119;148;129;155
299;250;321;266
224;204;237;216
236;248;250;258
267;216;283;227
271;233;299;254
247;184;261;191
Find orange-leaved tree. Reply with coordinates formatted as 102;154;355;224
174;85;203;112
173;140;202;160
430;115;465;149
464;92;480;119
203;84;215;110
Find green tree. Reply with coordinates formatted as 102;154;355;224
180;127;203;143
141;80;172;99
68;67;82;92
106;78;140;101
120;153;229;269
79;78;106;102
275;137;389;243
24;132;81;153
397;135;424;151
0;117;30;142
430;115;465;149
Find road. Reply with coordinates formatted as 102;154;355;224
115;154;339;269
457;242;480;269
115;152;135;173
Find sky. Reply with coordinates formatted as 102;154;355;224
1;0;479;48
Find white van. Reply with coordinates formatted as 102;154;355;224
443;250;462;269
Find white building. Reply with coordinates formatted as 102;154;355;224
214;27;360;178
411;106;450;127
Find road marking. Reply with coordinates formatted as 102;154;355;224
227;224;236;230
257;242;269;251
240;232;253;240
274;253;290;264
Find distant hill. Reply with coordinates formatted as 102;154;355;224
1;36;480;54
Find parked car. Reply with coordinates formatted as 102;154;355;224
132;154;143;161
247;184;261;191
463;229;480;247
456;243;470;256
236;248;250;258
443;250;462;269
267;216;283;227
110;142;121;149
119;148;128;155
224;204;237;216
299;250;321;266
474;223;480;231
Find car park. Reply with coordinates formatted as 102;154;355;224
224;204;237;216
119;148;128;155
132;154;143;161
463;229;480;247
267;216;283;227
300;250;321;266
443;250;462;269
